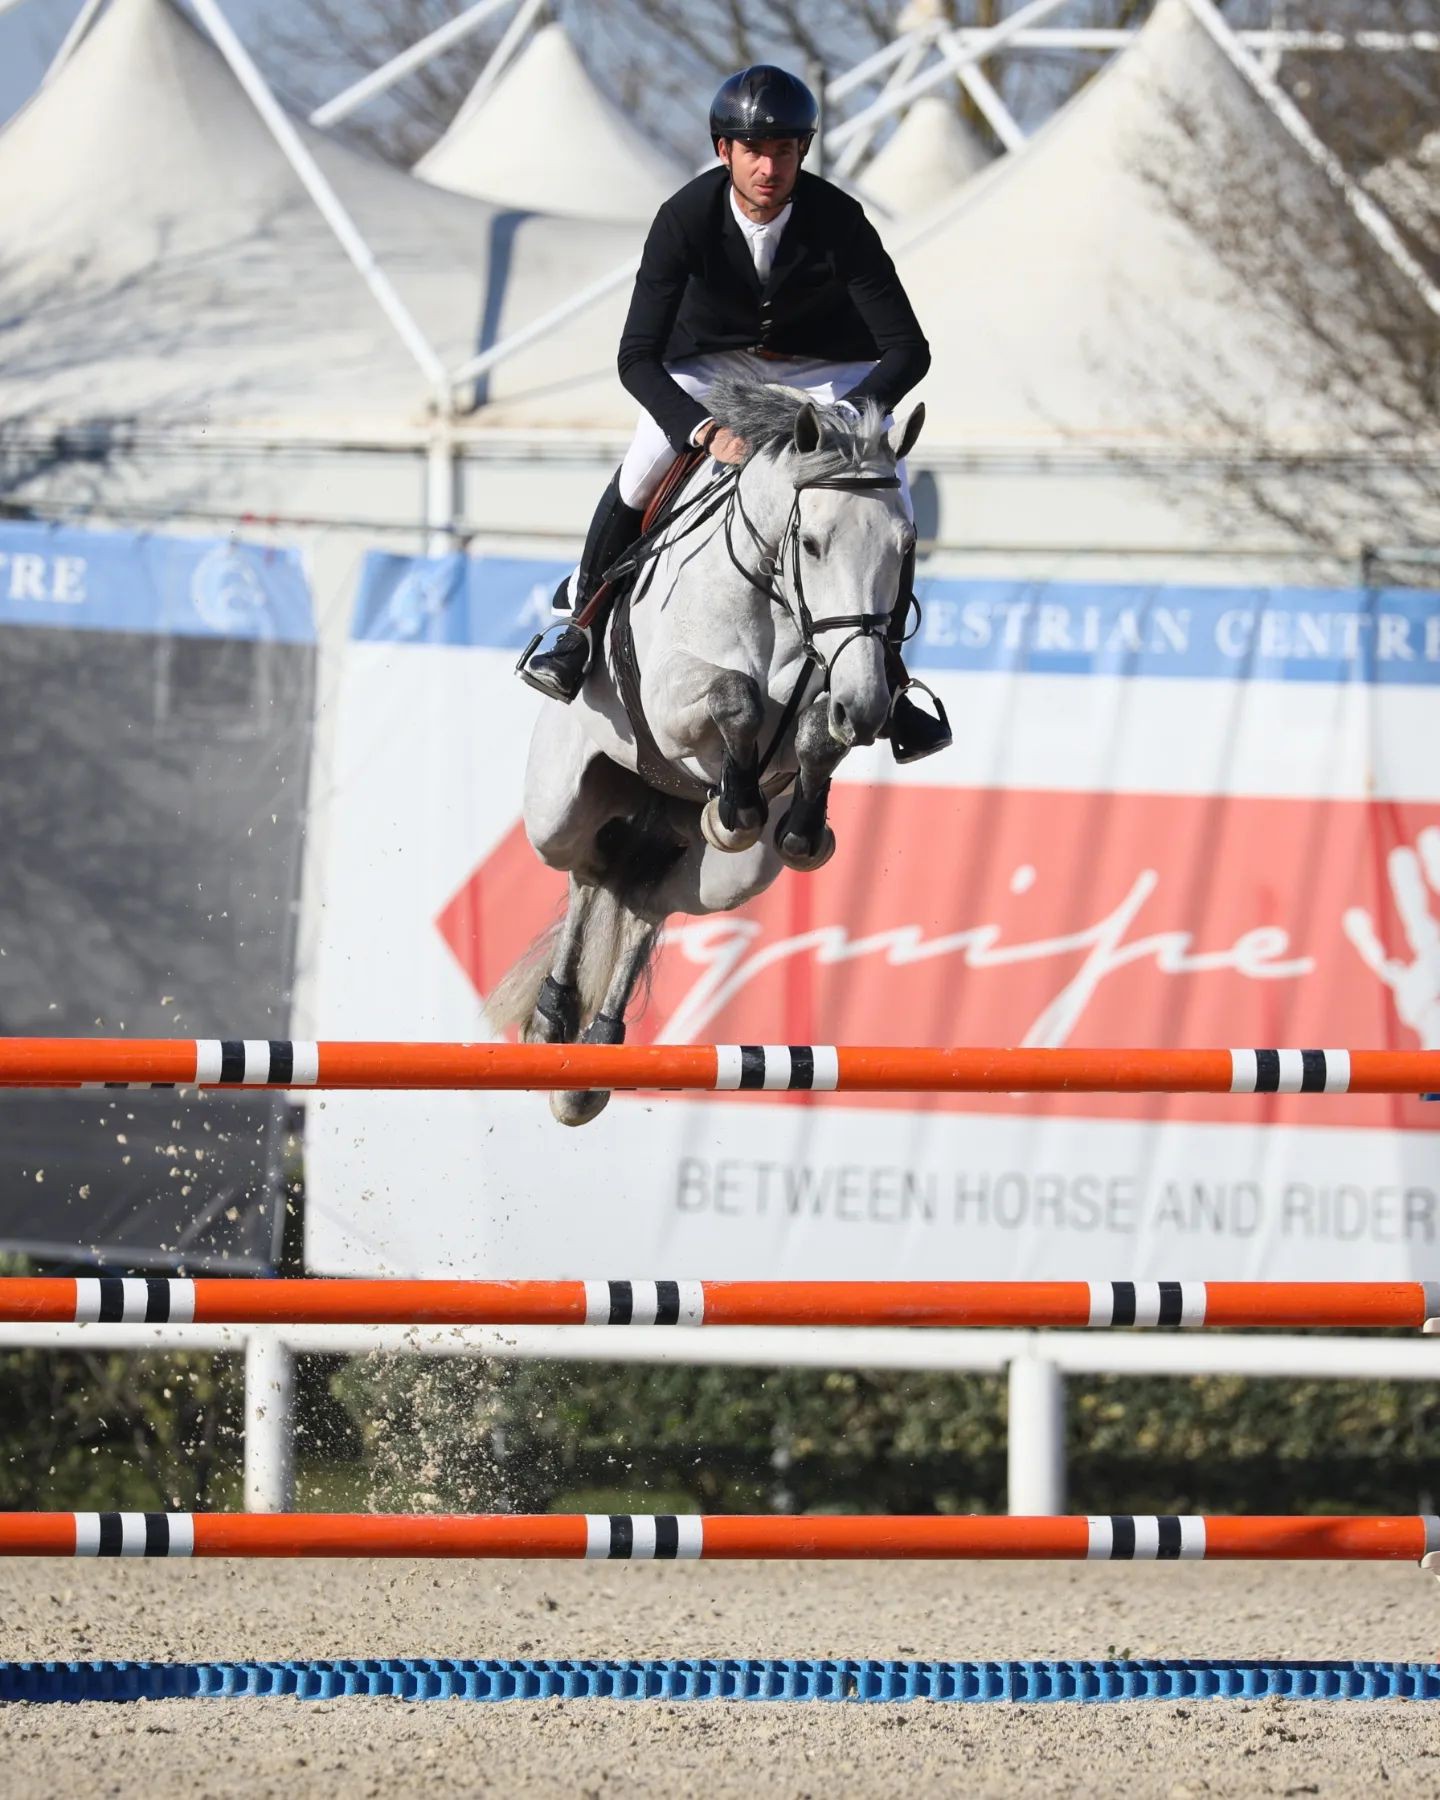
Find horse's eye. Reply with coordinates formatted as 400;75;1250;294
801;535;821;558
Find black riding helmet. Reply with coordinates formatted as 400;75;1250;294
709;65;818;147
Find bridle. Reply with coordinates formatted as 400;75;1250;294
606;453;917;781
723;470;914;692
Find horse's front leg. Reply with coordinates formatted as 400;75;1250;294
522;873;597;1045
775;697;846;872
653;651;768;854
702;665;769;852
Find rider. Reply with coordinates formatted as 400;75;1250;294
519;64;950;764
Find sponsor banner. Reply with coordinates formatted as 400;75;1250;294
0;520;312;642
306;555;1440;1279
0;523;312;1269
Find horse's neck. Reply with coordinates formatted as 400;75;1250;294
650;460;790;612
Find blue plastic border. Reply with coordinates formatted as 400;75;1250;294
2;1658;1438;1704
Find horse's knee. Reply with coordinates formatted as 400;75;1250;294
796;698;846;774
707;671;764;745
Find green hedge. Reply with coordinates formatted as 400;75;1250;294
325;1354;1440;1517
0;1338;1434;1516
0;1347;244;1510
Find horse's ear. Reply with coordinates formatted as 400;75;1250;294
793;403;822;454
890;402;926;461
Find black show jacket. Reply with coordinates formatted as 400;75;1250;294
617;166;931;453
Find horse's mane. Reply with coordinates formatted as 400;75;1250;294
705;376;894;480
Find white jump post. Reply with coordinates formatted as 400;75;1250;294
1007;1345;1066;1514
244;1330;295;1512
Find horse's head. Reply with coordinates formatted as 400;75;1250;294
716;380;926;749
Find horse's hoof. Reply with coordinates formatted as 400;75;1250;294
550;1088;612;1127
701;795;762;854
776;821;836;872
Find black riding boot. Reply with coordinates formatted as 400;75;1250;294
884;544;952;763
519;470;643;703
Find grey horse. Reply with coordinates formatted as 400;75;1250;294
488;378;926;1125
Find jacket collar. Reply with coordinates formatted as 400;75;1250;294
719;181;762;297
717;171;813;296
762;177;813;297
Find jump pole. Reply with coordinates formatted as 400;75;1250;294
0;1512;1434;1561
0;1039;1437;1095
4;1277;1437;1331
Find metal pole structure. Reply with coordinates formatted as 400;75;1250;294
40;0;107;85
951;61;1027;152
450;255;639;393
899;28;1440;53
826;23;941;105
187;0;451;402
1181;0;1440;321
447;0;545;134
830;0;1081;152
833;36;933;181
308;0;517;129
1007;1348;1066;1513
243;1331;295;1513
808;60;828;179
425;418;459;557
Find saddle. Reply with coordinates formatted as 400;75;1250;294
572;447;706;633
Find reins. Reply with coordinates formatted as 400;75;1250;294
605;449;914;783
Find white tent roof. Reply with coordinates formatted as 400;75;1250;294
0;0;640;437
896;0;1422;456
858;97;990;222
416;22;689;222
1366;129;1440;242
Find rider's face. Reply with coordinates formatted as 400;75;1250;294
720;136;804;220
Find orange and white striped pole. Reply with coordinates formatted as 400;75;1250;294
0;1038;1437;1095
0;1277;1434;1331
0;1512;1432;1561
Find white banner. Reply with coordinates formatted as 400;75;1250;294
307;554;1440;1280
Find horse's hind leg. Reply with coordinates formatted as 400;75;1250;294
523;875;597;1045
775;697;845;872
699;669;768;854
551;902;660;1128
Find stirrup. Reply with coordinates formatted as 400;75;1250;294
887;678;952;765
516;626;588;703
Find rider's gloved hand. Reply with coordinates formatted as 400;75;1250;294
699;422;749;466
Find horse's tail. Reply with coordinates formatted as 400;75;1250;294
482;923;562;1037
482;887;658;1038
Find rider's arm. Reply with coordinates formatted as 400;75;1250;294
617;203;711;454
835;209;931;417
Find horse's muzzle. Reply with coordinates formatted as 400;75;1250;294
828;691;887;748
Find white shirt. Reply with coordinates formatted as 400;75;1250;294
687;191;796;448
729;186;792;284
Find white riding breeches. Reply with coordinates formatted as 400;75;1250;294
617;350;914;516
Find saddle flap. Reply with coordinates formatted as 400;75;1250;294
642;446;706;535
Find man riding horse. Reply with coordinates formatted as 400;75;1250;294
518;63;949;766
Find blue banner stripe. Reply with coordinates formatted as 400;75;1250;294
0;523;313;644
350;552;1440;686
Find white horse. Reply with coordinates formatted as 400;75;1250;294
489;379;925;1124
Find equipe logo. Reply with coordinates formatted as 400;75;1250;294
436;785;1440;1129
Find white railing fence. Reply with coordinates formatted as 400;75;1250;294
3;1323;1437;1515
